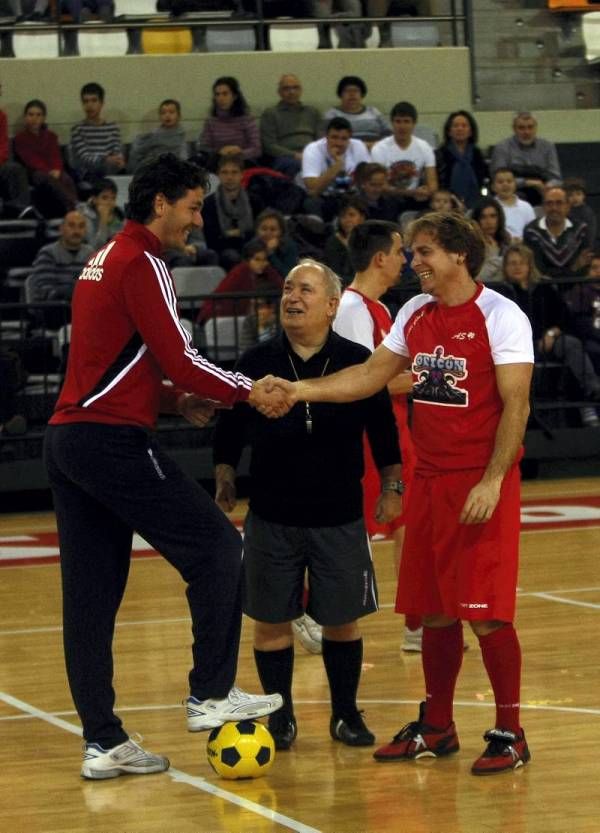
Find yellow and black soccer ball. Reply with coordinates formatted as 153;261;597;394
206;720;275;779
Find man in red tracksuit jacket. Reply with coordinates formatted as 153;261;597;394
44;153;286;780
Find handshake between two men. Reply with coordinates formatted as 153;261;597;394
248;375;299;418
175;376;301;427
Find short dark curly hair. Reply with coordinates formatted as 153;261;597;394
336;75;367;98
126;153;209;224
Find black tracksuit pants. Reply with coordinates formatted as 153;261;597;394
44;422;243;748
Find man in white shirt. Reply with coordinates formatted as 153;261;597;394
371;101;438;213
302;116;370;221
491;168;535;241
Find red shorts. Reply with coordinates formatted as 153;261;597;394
395;464;521;622
363;397;416;536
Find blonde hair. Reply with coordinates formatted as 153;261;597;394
502;243;541;284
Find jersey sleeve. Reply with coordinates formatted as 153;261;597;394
123;251;253;405
383;294;429;357
333;297;375;351
482;294;534;365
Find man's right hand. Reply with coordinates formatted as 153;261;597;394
248;376;294;417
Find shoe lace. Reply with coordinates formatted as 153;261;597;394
347;709;369;731
391;718;424;743
483;729;517;757
229;686;253;703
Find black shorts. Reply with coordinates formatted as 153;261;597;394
242;510;378;627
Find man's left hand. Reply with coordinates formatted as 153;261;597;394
459;478;501;524
375;491;402;524
177;394;216;427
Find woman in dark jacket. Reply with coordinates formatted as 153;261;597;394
435;110;488;210
502;243;600;423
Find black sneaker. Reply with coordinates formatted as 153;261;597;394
330;711;375;747
268;711;297;751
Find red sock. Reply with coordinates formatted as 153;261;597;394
405;614;422;631
478;624;522;734
422;620;464;729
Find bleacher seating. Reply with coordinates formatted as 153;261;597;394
582;11;600;63
172;265;226;299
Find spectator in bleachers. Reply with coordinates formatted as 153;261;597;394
60;0;114;22
523;186;591;280
239;297;279;353
260;74;321;179
78;177;124;249
491;167;535;242
198;77;261;169
323;76;390;148
564;177;597;250
365;0;392;48
502;242;600;426
371;101;437;213
27;210;93;307
0;82;30;218
197;238;283;324
489;111;561;206
564;252;600;375
428;188;463;215
202;153;260;270
128;99;188;174
10;0;50;22
255;208;300;277
312;0;366;49
69;82;125;182
14;99;78;219
302;116;370;221
471;196;510;283
435;110;487;210
322;194;367;286
354;162;398;221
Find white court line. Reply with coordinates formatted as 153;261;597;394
530;593;600;610
0;689;321;833
521;524;600;535
3;696;600;723
2;587;600;637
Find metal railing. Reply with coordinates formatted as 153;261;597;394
0;2;470;57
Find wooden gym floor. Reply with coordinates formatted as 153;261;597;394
0;477;599;833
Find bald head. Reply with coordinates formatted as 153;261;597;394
278;74;302;106
60;210;87;250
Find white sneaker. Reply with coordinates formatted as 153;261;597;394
81;736;169;780
186;686;283;732
401;626;423;652
292;613;323;654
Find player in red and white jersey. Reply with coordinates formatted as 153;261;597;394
333;220;421;651
273;212;535;776
44;155;287;780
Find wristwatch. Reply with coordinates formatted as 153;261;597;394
382;480;405;495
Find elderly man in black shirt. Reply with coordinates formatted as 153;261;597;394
214;259;402;751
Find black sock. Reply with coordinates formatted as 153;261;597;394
322;637;363;721
253;646;295;717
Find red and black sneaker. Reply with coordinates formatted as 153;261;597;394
373;702;459;762
471;728;531;775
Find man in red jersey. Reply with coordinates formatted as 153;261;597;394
44;154;286;780
332;220;422;651
270;212;534;776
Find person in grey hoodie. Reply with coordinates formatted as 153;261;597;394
128;99;188;173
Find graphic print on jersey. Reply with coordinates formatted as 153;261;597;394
412;345;469;407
